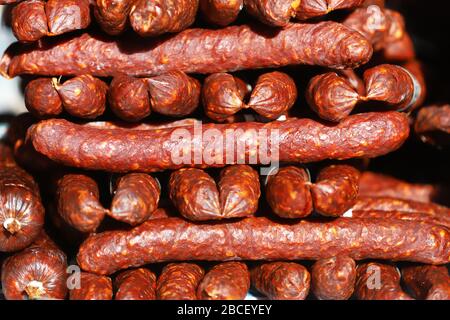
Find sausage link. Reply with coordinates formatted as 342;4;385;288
402;265;450;300
25;78;63;118
45;0;91;36
77;217;450;275
359;171;438;202
311;256;356;300
29;111;409;172
0;150;45;252
115;268;156;300
355;262;413;300
414;105;450;148
382;33;415;62
93;0;134;35
247;71;297;120
146;71;201;117
266;166;313;218
200;0;242;26
11;0;48;42
295;0;364;20
108;75;151;122
251;262;310;300
110;173;160;225
202;73;247;122
311;164;361;217
129;0;198;37
197;262;250;300
244;0;300;27
70;272;113;300
157;263;204;300
1;247;67;300
1;22;372;78
56;174;107;233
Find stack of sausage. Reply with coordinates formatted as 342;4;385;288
0;0;449;300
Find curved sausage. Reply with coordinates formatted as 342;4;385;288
69;272;113;300
311;256;356;300
402;265;450;300
115;268;156;300
77;217;450;275
157;263;204;300
25;78;63;118
93;0;134;35
11;0;47;42
251;262;310;300
200;0;242;26
414;105;450;148
197;262;250;300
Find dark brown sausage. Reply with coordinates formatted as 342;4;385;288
0;148;45;252
266;166;313;218
157;263;204;300
93;0;134;35
108;75;151;122
244;0;299;27
11;0;48;42
1;247;67;300
146;71;201;117
251;262;310;300
69;272;113;300
197;262;250;300
355;262;413;300
28;112;409;172
200;0;242;26
54;75;108;119
77;217;450;275
402;265;450;300
56;174;107;233
358;171;438;202
115;268;156;300
247;71;297;120
414;105;450;148
129;0;198;37
310;164;361;217
45;0;91;36
25;78;63;118
110;173;160;225
311;256;356;300
1;22;373;78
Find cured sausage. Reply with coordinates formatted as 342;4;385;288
0;144;45;252
76;217;450;275
311;256;356;300
115;268;156;300
28;112;409;172
402;265;450;300
197;262;250;300
110;173;160;225
157;263;204;300
1;246;67;300
251;262;310;300
0;22;373;78
69;272;113;300
93;0;134;35
169;165;260;221
414;105;450;148
355;262;413;300
199;0;242;26
56;174;107;233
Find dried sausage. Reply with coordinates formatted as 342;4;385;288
401;265;450;300
251;262;310;300
115;268;156;300
295;0;365;20
11;0;47;42
0;22;373;78
129;0;198;37
169;165;260;221
56;174;107;233
244;0;300;27
69;272;113;300
29;111;409;172
157;263;204;300
0;146;45;252
25;78;62;118
200;0;242;26
311;256;356;300
93;0;134;35
197;262;249;300
414;105;450;148
76;217;450;275
1;246;67;300
110;173;160;225
355;262;413;300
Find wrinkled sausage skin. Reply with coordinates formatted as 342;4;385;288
115;268;156;300
200;0;243;26
157;263;204;300
402;265;450;300
69;272;113;300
